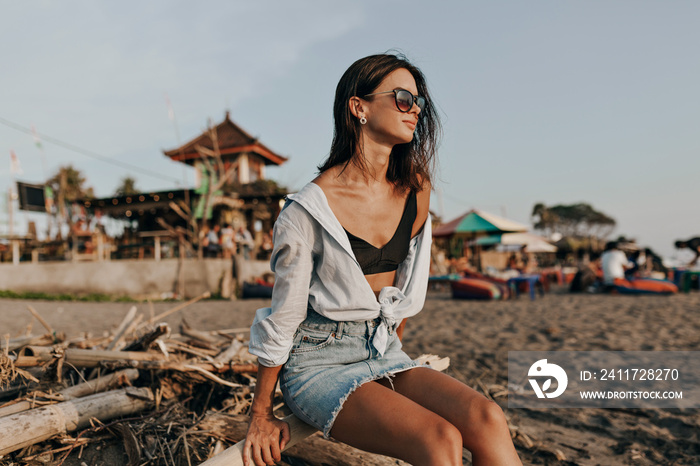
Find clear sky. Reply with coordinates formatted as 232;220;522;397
1;1;698;261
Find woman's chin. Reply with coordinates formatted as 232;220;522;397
394;131;415;145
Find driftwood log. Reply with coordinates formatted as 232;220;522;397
0;368;139;418
202;354;449;466
200;414;317;466
0;387;154;455
197;413;408;466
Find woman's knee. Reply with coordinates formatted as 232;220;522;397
467;397;510;440
417;418;463;465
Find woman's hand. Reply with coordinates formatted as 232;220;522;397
243;412;291;466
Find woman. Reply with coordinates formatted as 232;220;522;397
245;54;522;466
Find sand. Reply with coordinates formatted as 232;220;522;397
1;289;698;465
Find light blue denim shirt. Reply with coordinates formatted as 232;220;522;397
249;181;432;367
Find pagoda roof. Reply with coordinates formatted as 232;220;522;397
163;112;288;166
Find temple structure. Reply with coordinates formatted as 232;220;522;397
68;112;289;261
163;111;288;184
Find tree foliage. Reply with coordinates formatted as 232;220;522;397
531;202;616;239
226;179;288;196
114;176;139;197
47;165;94;201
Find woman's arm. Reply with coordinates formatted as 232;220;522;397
243;364;290;466
396;318;407;340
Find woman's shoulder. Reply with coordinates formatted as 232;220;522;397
413;174;431;229
275;187;325;239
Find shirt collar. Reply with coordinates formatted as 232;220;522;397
287;182;358;262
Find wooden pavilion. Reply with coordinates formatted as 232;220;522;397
66;113;290;261
163;111;288;184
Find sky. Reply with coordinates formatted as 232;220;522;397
1;1;698;261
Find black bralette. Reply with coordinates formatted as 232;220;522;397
344;191;417;275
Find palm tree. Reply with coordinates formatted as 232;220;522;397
47;165;94;202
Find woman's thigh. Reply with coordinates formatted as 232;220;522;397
384;367;506;448
330;379;463;466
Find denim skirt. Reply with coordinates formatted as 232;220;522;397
280;309;417;438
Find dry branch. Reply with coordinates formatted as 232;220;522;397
26;305;54;335
122;323;170;352
141;291;211;328
15;346;165;368
0;387;154;455
0;368;139;418
2;334;59;352
106;306;138;351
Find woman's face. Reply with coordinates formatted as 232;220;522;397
359;68;422;146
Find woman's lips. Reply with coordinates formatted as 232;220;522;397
403;120;417;129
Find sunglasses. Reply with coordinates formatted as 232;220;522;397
364;88;426;113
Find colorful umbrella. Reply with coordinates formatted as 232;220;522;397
432;209;529;238
475;232;558;253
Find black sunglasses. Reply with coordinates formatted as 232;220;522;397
364;88;426;113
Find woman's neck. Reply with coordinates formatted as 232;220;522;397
349;135;393;185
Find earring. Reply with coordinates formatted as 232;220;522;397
360;116;367;125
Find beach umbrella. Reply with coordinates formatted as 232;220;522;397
432;209;529;238
475;232;558;253
433;209;529;271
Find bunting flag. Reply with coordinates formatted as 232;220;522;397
10;149;23;175
31;124;42;149
165;93;175;121
44;185;54;213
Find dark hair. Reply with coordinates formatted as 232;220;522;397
317;53;441;192
675;240;686;249
604;241;618;251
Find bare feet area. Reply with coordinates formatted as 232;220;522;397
1;290;699;465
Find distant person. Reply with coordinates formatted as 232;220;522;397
506;253;519;271
258;230;273;260
221;223;236;259
644;247;667;276
205;224;222;257
624;250;646;279
570;252;602;292
600;241;631;286
602;241;677;294
674;237;700;267
236;226;254;260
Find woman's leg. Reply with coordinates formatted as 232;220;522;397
386;367;522;466
330;380;464;466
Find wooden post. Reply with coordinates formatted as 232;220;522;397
11;239;19;265
0;387;153;455
97;233;104;261
154;235;161;261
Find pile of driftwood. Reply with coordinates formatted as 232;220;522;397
0;294;452;466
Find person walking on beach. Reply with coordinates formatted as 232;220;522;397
244;54;521;466
674;237;700;267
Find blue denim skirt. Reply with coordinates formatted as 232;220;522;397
280;309;417;438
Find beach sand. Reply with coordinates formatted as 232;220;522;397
1;289;698;465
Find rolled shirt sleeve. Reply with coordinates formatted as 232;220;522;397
249;215;314;367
